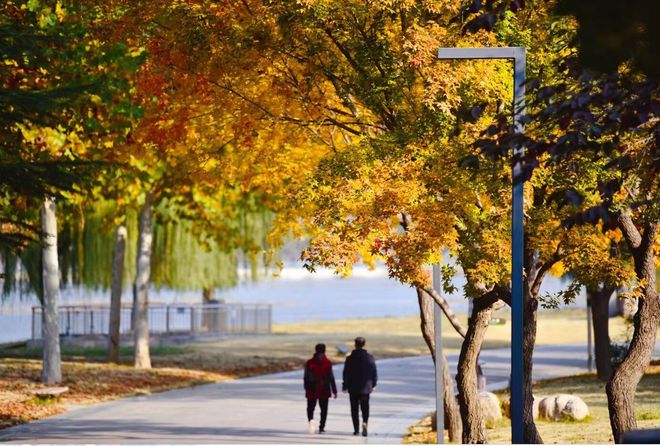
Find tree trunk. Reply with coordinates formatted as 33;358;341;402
442;353;463;443
417;287;462;443
133;195;152;369
202;287;215;303
522;288;542;444
588;285;614;381
108;224;127;364
607;219;658;443
40;197;62;384
456;296;498;443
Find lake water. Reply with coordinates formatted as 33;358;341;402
0;264;585;344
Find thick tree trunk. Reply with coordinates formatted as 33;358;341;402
133;195;152;369
108;224;127;364
417;287;462;443
456;296;498;443
588;285;614;381
607;219;658;443
40;197;62;384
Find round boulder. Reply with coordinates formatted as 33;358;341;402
539;394;589;421
478;391;502;428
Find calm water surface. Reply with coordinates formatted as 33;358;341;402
0;265;585;343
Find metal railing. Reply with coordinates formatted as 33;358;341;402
31;303;272;339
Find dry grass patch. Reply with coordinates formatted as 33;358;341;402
276;309;632;353
0;358;228;430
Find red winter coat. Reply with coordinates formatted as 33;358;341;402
304;353;337;400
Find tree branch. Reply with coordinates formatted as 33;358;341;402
420;285;467;338
531;244;564;297
617;211;643;250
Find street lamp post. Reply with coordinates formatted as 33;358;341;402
436;47;526;444
432;264;444;443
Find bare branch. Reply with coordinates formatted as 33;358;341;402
420;285;467;338
531;244;564;297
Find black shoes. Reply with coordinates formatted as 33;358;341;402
353;431;359;436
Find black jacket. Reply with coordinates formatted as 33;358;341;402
342;349;377;395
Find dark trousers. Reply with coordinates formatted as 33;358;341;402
307;398;329;428
349;393;370;432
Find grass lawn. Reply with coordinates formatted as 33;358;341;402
0;358;228;430
404;364;660;444
0;309;636;431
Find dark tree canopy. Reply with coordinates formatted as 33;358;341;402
555;0;659;76
461;0;659;76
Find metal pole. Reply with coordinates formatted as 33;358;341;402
432;264;444;444
437;47;526;444
510;48;526;445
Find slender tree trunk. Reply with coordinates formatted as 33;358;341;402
588;285;614;381
40;197;62;384
417;287;462;443
202;287;215;303
456;296;498;443
441;353;463;442
520;243;550;445
607;219;658;443
108;224;127;364
522;288;542;443
133;195;152;369
202;287;216;330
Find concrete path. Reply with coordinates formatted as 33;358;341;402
1;343;651;444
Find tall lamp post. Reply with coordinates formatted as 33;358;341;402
436;47;526;444
432;264;444;443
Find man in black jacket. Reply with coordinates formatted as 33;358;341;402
342;336;377;437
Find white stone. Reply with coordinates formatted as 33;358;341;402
478;391;502;428
539;394;589;421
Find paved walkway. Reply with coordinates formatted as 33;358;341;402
1;343;654;444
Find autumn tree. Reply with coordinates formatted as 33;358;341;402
72;0;334;368
481;68;657;442
227;1;533;440
466;0;658;436
250;1;606;442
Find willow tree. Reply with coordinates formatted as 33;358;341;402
53;196;271;361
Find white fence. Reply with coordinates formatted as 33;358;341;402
31;303;272;339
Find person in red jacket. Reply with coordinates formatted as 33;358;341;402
304;343;337;434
